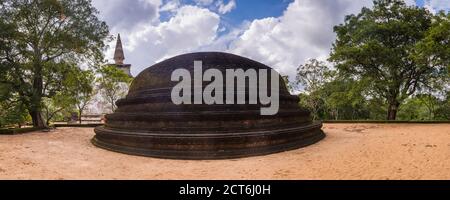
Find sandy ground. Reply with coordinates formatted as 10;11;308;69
0;124;449;180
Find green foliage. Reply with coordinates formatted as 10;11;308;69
298;92;323;120
296;76;450;121
320;77;370;120
434;97;450;120
414;11;450;72
97;65;133;112
365;98;388;120
65;67;95;123
76;71;96;122
296;59;332;92
0;101;30;128
0;0;109;127
329;0;448;120
41;65;95;124
294;2;450;122
397;97;428;120
0;78;30;127
42;92;75;125
295;59;332;120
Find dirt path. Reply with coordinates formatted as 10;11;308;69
0;124;449;180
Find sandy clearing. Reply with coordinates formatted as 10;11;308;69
0;124;449;180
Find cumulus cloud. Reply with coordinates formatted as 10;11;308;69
160;0;181;12
227;0;373;78
103;5;220;75
95;0;416;81
217;0;237;14
92;0;162;30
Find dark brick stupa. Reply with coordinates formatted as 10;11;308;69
92;52;325;159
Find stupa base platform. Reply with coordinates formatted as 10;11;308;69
92;121;325;160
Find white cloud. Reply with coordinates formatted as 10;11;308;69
227;0;373;79
104;5;220;75
160;0;180;12
199;21;251;51
92;0;162;29
95;0;394;81
426;0;450;14
194;0;215;6
217;0;236;14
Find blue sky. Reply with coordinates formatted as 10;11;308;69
217;0;292;26
162;1;448;34
417;0;425;6
158;0;294;37
92;0;449;78
161;0;293;23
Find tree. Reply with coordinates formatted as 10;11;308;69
296;59;332;92
319;76;369;120
66;68;95;124
435;91;450;120
0;78;30;127
97;65;132;113
0;0;109;127
41;64;95;125
296;59;332;120
396;97;426;120
329;0;447;120
413;11;450;96
414;11;450;72
416;93;439;120
42;92;75;125
0;100;30;128
298;92;324;120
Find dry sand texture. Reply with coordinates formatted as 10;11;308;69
0;123;449;180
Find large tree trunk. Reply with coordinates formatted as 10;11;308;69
29;78;45;127
387;101;400;120
31;51;45;128
30;109;45;128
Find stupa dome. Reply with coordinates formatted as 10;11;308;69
93;52;324;159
